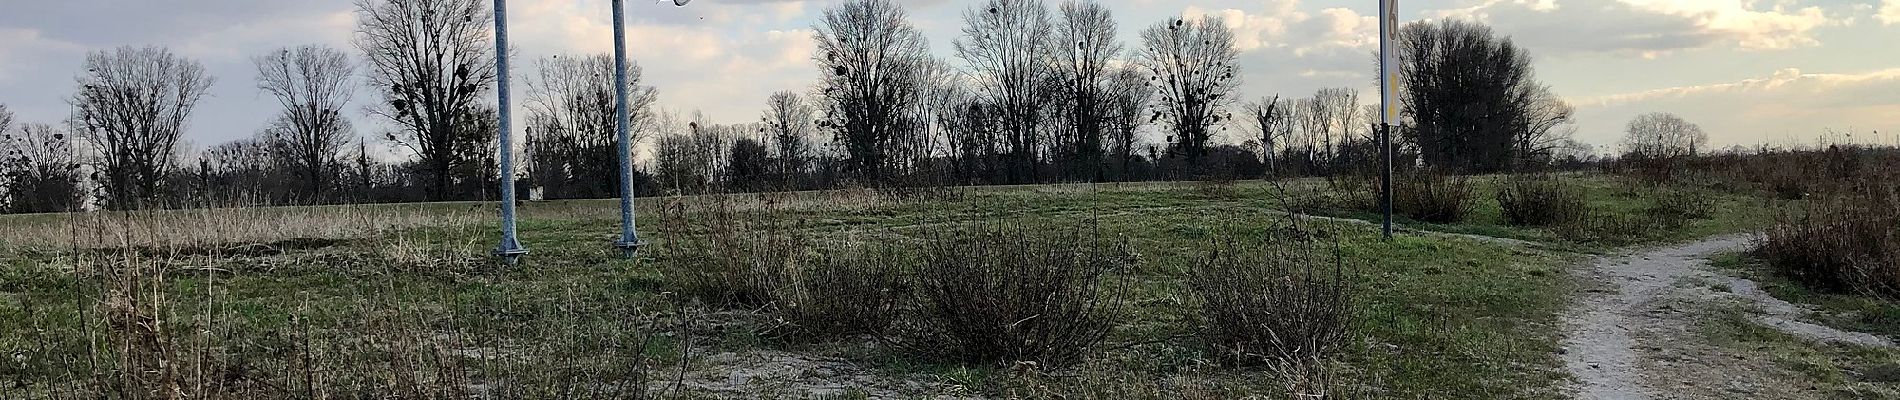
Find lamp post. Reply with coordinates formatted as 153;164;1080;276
493;0;528;263
611;0;644;258
608;0;689;258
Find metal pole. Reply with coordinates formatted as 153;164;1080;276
1382;125;1394;240
1379;0;1398;240
611;0;646;258
493;0;528;262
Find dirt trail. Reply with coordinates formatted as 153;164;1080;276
1560;235;1895;399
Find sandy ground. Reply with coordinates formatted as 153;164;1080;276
1560;235;1894;399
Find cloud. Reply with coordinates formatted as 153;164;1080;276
1882;0;1900;25
1182;2;1375;55
0;28;85;84
1173;2;1381;107
1431;0;1844;57
1570;68;1900;147
509;0;820;123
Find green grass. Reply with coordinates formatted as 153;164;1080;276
1697;303;1900;398
1294;172;1778;251
1710;253;1900;339
0;173;1775;398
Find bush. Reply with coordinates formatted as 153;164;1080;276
1757;193;1900;298
1191;232;1353;369
1554;213;1645;245
655;197;905;339
769;241;906;338
1393;169;1475;223
1495;174;1589;226
1645;188;1715;228
902;220;1130;367
655;199;782;306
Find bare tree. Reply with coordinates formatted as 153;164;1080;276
1621;112;1707;159
355;0;496;201
760;90;816;181
523;53;657;199
814;0;931;182
199;136;278;206
1309;87;1359;168
1052;0;1122;182
2;121;85;213
1137;16;1240;164
956;0;1055;183
254;44;356;203
71;45;215;209
1104;65;1154;181
1514;87;1576;166
1244;95;1293;175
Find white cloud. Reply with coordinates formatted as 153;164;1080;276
509;0;818;123
0;28;84;84
1570;68;1900;147
1182;2;1375;55
1881;0;1900;25
1432;0;1845;57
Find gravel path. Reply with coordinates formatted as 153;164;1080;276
1560;235;1895;399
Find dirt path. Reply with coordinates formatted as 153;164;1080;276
1560;235;1895;399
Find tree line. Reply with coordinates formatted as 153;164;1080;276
0;0;1713;213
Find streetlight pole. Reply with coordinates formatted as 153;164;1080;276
492;0;528;263
611;0;646;259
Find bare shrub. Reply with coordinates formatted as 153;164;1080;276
769;240;907;339
1393;169;1474;223
901;219;1130;367
1645;188;1715;228
1495;174;1588;226
1757;192;1900;298
653;197;782;306
1554;213;1645;245
1190;228;1353;369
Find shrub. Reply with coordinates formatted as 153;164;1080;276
1393;169;1475;223
655;197;905;339
1495;174;1589;226
769;241;906;338
1645;188;1715;228
902;220;1130;367
1554;213;1645;245
1190;230;1354;369
655;199;782;306
1757;193;1900;298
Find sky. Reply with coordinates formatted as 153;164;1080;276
0;0;1896;157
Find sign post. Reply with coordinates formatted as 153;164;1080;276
1379;0;1399;240
493;0;529;263
611;0;646;258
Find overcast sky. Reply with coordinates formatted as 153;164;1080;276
1;0;1896;156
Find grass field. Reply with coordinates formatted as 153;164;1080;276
0;173;1783;398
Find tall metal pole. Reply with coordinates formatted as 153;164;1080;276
1379;0;1399;240
611;0;646;258
493;0;528;262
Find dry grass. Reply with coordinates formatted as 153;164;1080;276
0;205;485;250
